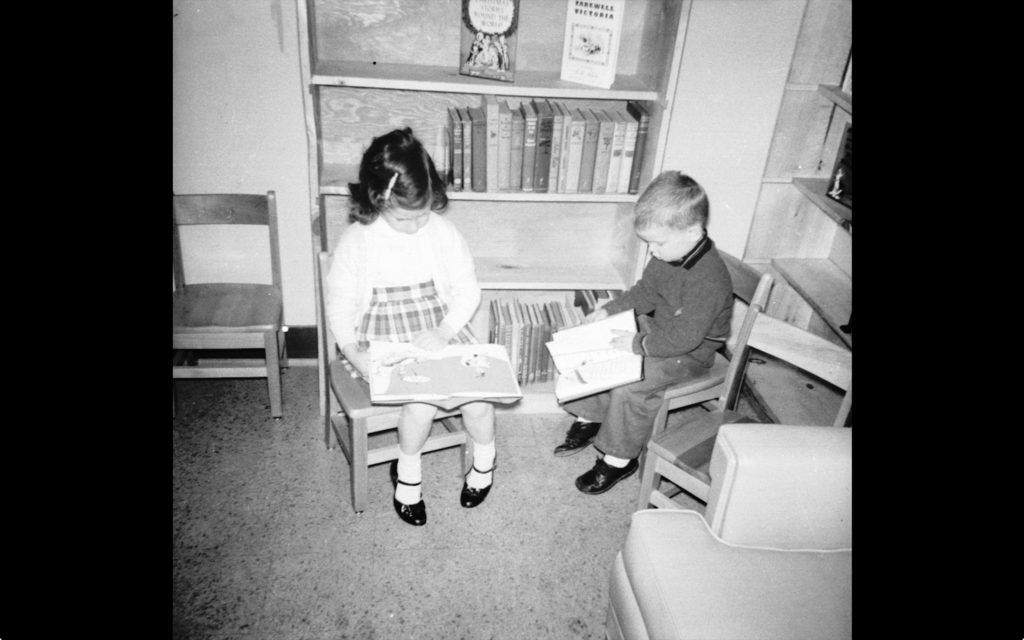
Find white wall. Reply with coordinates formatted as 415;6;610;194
172;0;314;325
664;0;805;259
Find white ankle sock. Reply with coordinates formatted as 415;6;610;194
603;453;631;468
467;440;495;489
575;417;595;424
395;450;422;505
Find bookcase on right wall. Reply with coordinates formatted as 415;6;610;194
739;0;851;425
744;0;851;349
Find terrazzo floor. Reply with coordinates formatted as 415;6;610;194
172;364;707;640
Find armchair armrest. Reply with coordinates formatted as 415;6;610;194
704;424;852;550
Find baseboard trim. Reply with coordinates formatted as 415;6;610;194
284;325;318;359
172;325;320;361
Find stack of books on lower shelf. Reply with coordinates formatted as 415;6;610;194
488;290;621;387
446;97;649;195
574;289;620;316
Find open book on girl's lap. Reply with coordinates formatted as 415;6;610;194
368;341;522;408
546;310;643;403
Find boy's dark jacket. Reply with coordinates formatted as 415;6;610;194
601;232;733;366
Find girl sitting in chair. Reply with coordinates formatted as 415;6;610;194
325;127;497;527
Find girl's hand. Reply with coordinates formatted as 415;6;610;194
412;324;456;351
610;329;636;352
583;308;609;325
342;346;371;377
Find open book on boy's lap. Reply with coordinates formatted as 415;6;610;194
368;341;522;409
546;310;643;403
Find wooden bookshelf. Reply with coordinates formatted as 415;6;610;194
321;161;638;202
312;61;661;101
298;0;694;413
818;84;852;114
739;0;852;424
771;259;851;348
743;353;846;427
792;177;852;232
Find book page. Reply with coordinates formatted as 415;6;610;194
369;342;522;403
549;309;636;350
554;352;642;403
543;347;621;371
545;309;642;402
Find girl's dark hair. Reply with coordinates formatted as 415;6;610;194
347;127;448;224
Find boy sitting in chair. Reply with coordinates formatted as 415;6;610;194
555;171;734;495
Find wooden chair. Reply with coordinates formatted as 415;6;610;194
316;252;470;513
636;273;852;510
172;192;286;418
643;253;773;466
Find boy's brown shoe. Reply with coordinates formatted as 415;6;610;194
554;420;601;456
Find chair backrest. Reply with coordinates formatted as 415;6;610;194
718;280;853;427
172;192;281;289
317;251;335;359
706;423;852;549
718;250;762;306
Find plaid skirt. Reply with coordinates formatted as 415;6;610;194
356;280;477;348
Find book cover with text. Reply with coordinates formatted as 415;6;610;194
460;0;520;83
559;0;625;89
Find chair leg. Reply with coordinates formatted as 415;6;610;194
318;351;328;417
635;450;661;512
324;389;334;450
350;416;369;513
264;331;283;418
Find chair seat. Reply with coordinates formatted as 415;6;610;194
173;283;282;332
649;409;752;483
620;510;852;640
664;352;729;401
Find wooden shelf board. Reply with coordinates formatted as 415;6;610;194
792;177;852;232
818;85;852;114
475;256;626;290
743;353;845;427
321;163;640;202
771;258;852;348
312;60;659;101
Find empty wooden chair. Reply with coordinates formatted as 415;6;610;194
173;192;286;418
637;273;852;510
316;251;469;513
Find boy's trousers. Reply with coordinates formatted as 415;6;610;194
560;353;712;460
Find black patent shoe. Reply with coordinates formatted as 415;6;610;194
554;420;601;457
390;460;427;526
460;462;496;508
575;457;639;495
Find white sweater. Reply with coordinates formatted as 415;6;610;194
325;212;482;350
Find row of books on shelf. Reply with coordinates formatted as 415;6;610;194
445;97;650;195
488;290;619;386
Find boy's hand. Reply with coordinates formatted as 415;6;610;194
583;308;609;325
610;329;635;352
412;324;456;351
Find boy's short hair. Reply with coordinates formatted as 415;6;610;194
634;171;709;231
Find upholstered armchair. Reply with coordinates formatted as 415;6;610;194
607;423;852;640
